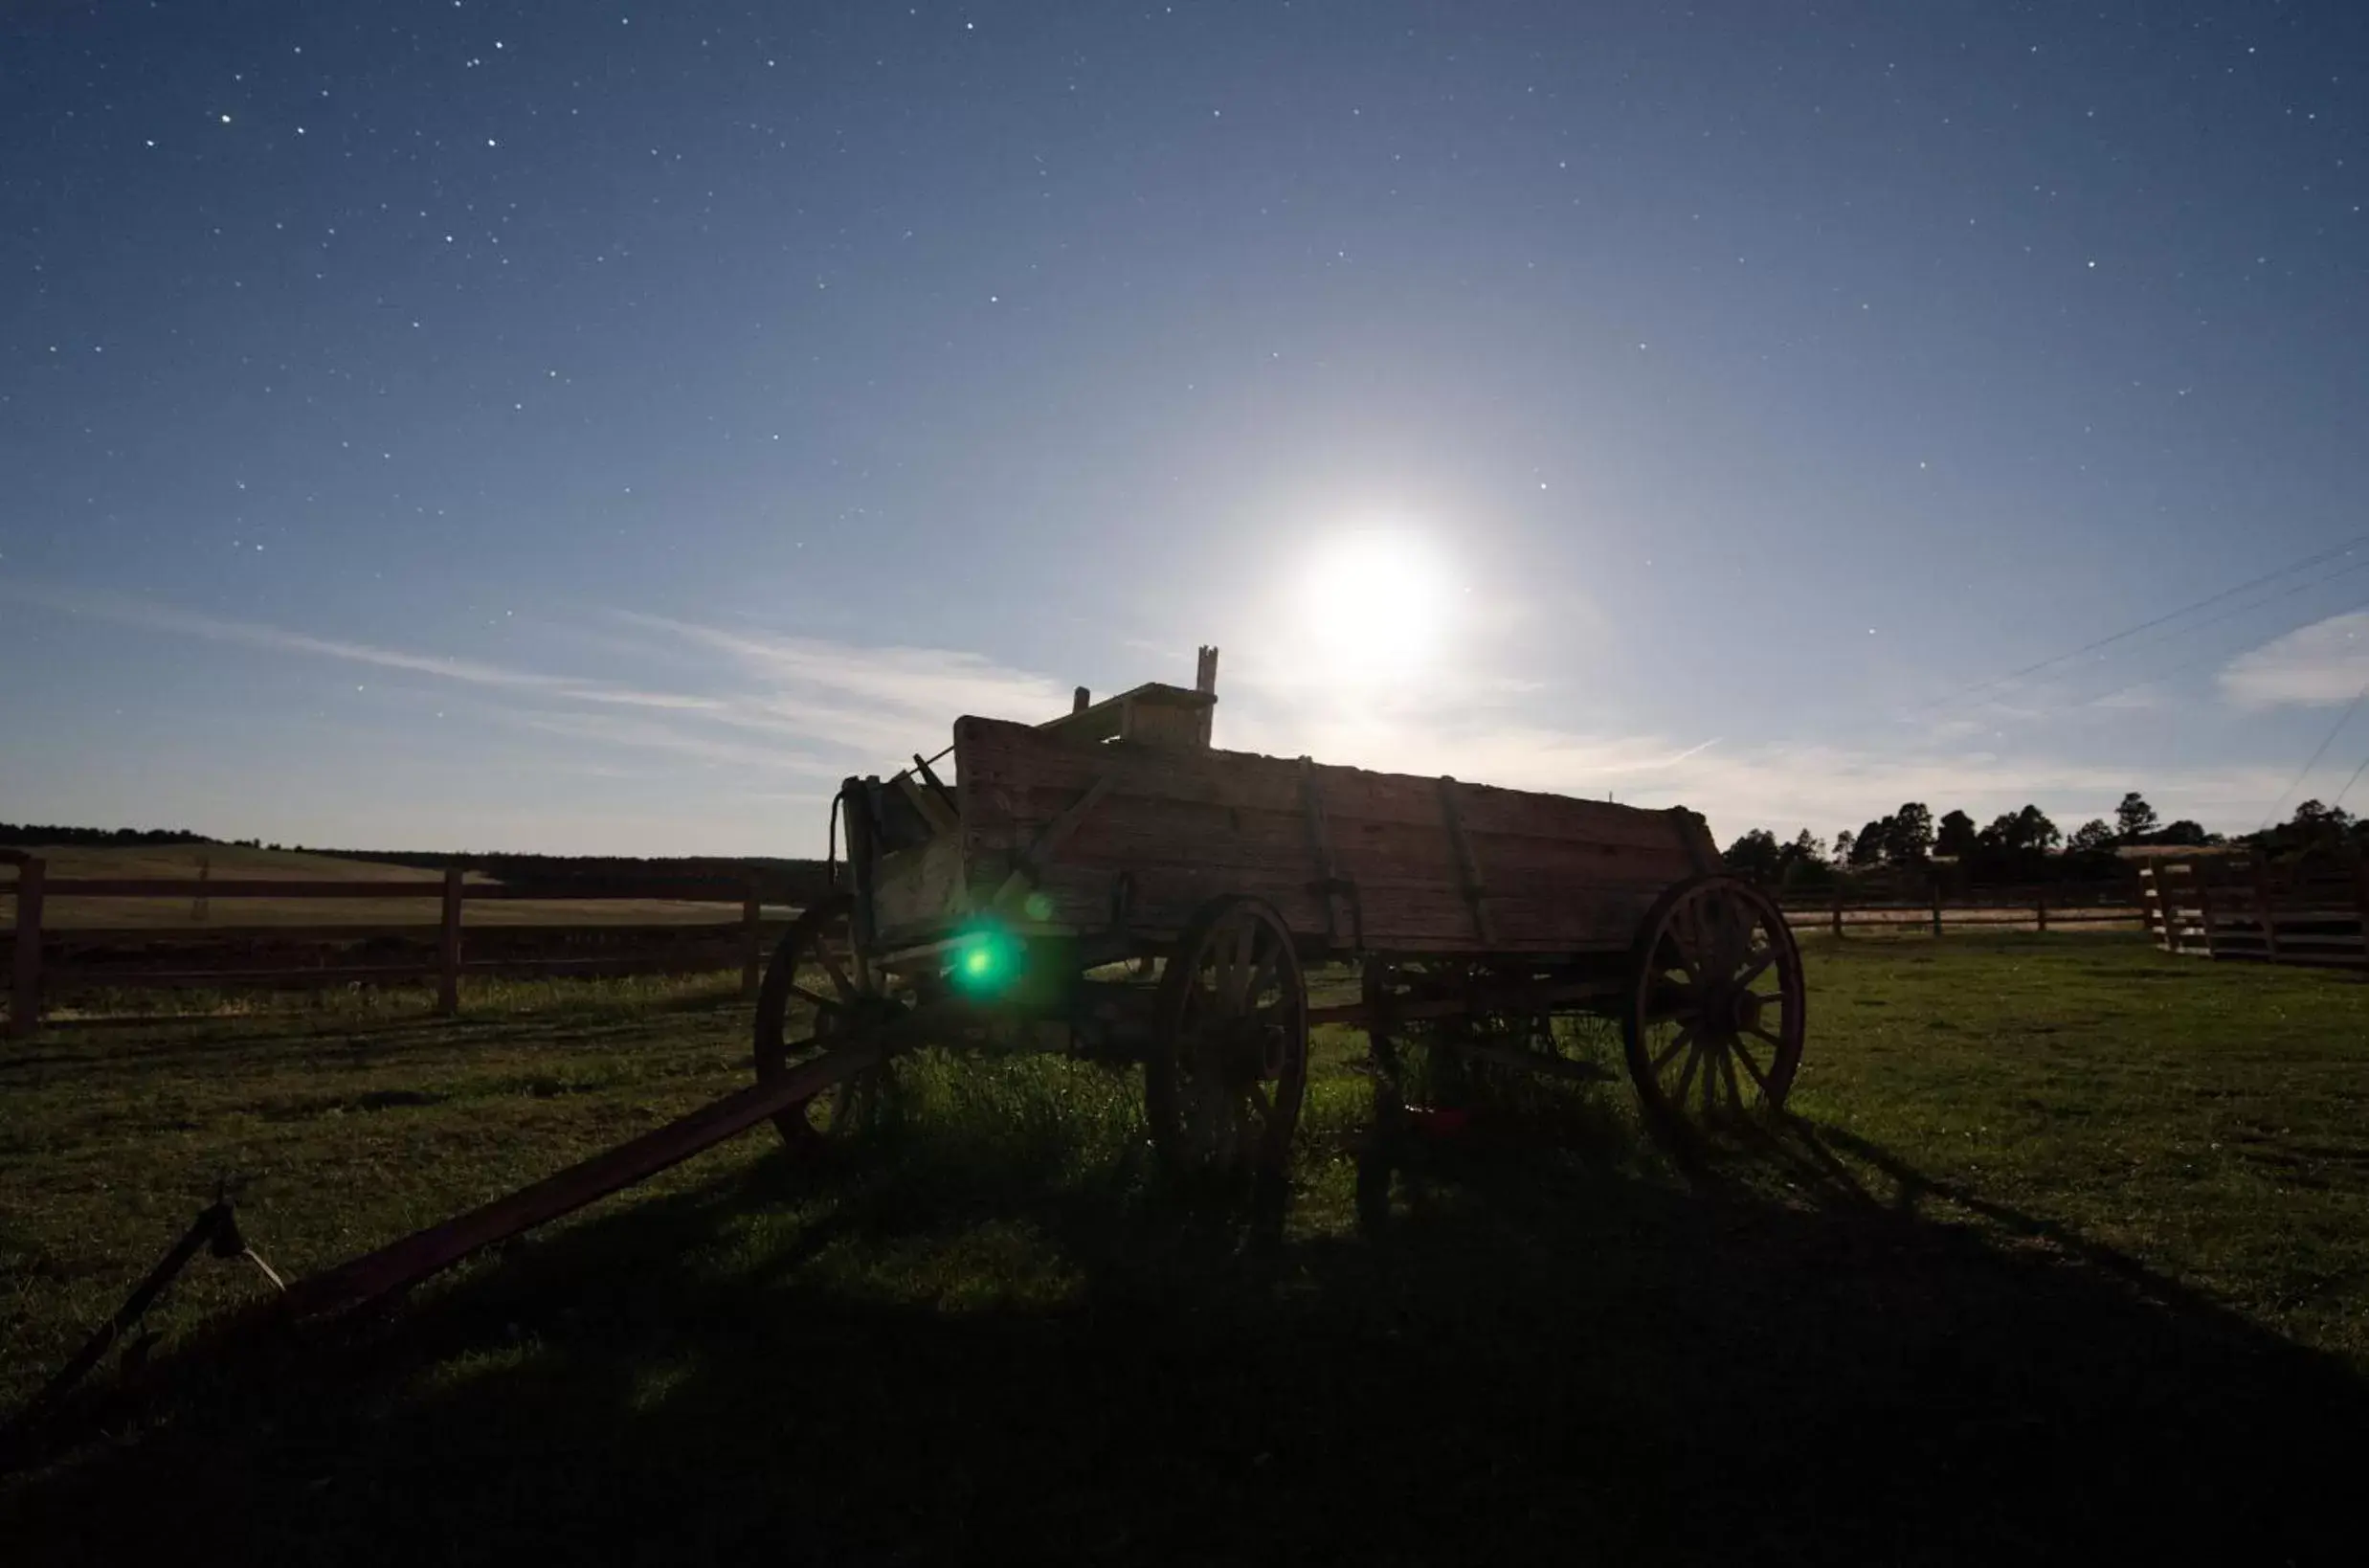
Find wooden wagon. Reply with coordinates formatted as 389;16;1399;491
36;647;1810;1350
755;647;1807;1175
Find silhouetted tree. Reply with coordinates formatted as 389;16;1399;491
1724;828;1783;881
2115;793;2159;843
2067;818;2116;855
1934;810;1979;860
1832;828;1857;865
1974;804;2060;858
1849;818;1889;867
2018;805;2063;852
1883;802;1934;865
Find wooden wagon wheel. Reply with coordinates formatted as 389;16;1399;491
1622;875;1805;1131
752;893;898;1152
1146;895;1309;1179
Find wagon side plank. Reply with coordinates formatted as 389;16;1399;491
947;717;1708;954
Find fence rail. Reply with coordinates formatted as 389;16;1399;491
1777;885;2146;939
1;859;800;1038
2139;858;2369;969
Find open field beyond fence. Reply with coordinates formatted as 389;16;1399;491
2;846;806;1035
3;931;2365;1561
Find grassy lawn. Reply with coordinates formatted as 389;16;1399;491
4;933;2367;1562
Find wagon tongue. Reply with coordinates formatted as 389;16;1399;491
278;1039;887;1321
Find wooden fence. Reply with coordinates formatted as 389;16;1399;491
1778;885;2145;939
2139;857;2369;968
1;857;802;1038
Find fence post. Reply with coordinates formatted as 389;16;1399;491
1931;879;1943;939
193;855;211;924
2195;872;2219;959
1830;892;1843;940
2353;861;2369;969
436;866;464;1016
2035;891;2047;934
2255;853;2280;962
10;857;44;1040
742;875;764;1001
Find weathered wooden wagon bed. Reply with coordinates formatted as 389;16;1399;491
905;714;1723;959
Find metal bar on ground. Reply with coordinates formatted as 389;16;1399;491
279;1040;885;1320
11;1201;235;1433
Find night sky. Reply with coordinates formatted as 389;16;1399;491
6;1;2368;855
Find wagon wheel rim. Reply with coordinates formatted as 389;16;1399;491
1623;875;1805;1133
1149;896;1308;1179
752;893;897;1150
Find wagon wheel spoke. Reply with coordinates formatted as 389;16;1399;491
816;944;856;999
1650;1027;1696;1075
1674;1042;1704;1106
1732;1036;1773;1094
1745;1023;1785;1049
1716;1047;1745;1113
1732;947;1776;989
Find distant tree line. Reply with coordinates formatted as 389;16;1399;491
1721;792;2233;890
0;823;212;848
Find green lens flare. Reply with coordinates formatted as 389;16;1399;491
952;929;1020;993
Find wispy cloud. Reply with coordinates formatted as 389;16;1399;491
2220;610;2369;708
5;582;1074;777
619;612;1073;726
3;584;721;710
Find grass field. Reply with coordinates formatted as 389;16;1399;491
4;933;2367;1561
1;844;752;930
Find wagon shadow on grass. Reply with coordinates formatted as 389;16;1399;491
10;1090;2366;1566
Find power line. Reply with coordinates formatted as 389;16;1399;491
2260;677;2369;830
2064;576;2369;710
1913;533;2369;714
2332;751;2369;815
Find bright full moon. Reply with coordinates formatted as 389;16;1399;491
1295;529;1457;687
